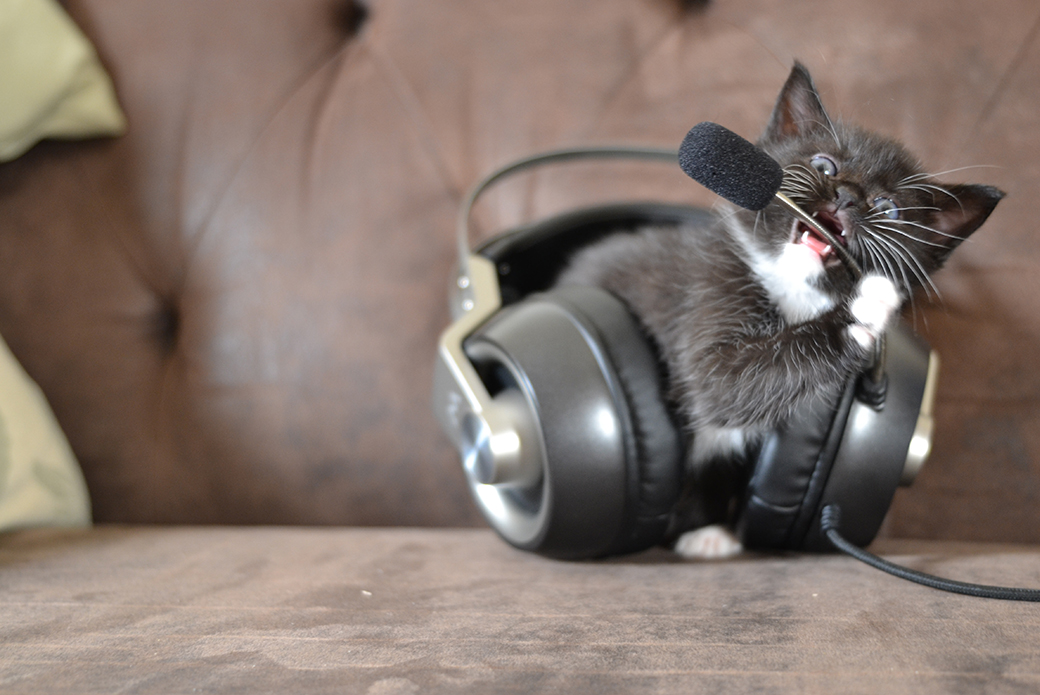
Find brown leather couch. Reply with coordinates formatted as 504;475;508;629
3;1;1040;692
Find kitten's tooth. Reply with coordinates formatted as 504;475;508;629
801;230;811;244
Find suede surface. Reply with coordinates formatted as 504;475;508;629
3;527;1040;693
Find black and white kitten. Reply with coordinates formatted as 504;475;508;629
556;63;1004;559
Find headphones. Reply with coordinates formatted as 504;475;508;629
432;147;938;560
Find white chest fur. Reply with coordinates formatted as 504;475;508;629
727;217;835;324
755;242;836;323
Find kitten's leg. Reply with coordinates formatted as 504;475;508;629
668;426;755;561
690;426;751;467
674;524;743;560
847;275;901;350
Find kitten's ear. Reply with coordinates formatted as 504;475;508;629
926;184;1005;261
763;62;832;142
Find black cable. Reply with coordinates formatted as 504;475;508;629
820;505;1040;602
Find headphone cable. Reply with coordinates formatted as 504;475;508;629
821;505;1040;602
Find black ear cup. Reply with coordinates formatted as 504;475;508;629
464;285;684;559
738;374;858;550
739;324;934;552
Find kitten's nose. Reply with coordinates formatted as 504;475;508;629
835;185;862;210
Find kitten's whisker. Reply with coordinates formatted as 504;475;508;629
873;223;949;248
884;206;942;214
780;181;815;194
877;219;965;241
860;229;899;281
887;240;936;299
781;178;815;190
897;183;950;197
781;190;816;208
860;230;913;296
865;226;941;299
783;165;822;181
897;183;962;204
861;227;910;284
897;172;939;185
898;164;999;184
783;164;827;186
781;165;827;199
865;236;929;303
894;246;939;302
861;238;894;284
863;207;942;226
782;164;812;175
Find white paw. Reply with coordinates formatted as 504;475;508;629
673;525;743;560
847;275;901;349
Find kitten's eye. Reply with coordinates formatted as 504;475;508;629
810;154;838;176
873;197;900;220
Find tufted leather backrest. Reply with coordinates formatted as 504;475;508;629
0;0;1037;540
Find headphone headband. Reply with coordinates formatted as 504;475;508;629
453;146;678;314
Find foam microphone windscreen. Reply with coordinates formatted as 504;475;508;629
678;122;784;211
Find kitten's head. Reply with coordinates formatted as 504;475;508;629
735;63;1004;300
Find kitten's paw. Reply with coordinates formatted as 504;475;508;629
847;275;901;350
673;525;743;561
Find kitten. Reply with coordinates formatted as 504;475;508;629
556;63;1004;559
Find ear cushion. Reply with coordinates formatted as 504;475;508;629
737;375;857;551
545;286;685;556
737;323;933;552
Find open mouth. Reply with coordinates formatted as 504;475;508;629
793;209;847;263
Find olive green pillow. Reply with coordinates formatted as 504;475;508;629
0;0;99;528
0;332;90;530
0;0;126;161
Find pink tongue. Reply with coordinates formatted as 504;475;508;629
801;230;832;258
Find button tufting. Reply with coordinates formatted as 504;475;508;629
334;0;369;38
152;301;181;355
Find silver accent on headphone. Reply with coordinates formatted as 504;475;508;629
433;254;502;445
458;390;542;488
901;350;939;486
433;253;547;543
